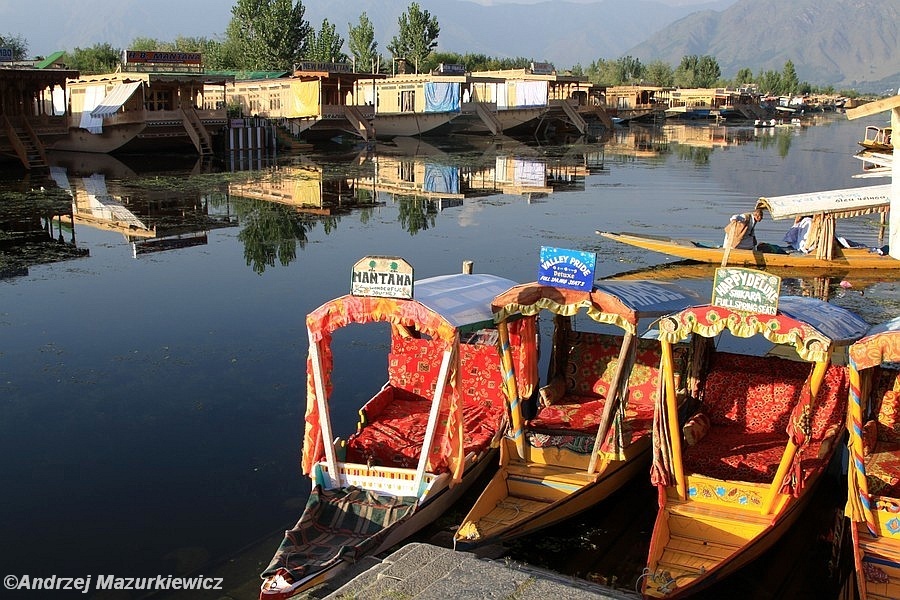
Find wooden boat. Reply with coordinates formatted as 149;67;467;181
859;125;893;153
598;183;893;269
642;291;868;598
845;316;900;600
454;280;701;549
259;267;522;599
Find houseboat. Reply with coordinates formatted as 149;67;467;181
603;84;669;124
223;62;383;142
50;50;232;155
0;56;79;169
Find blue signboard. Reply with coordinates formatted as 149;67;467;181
538;246;596;291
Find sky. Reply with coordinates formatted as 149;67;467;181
2;0;727;59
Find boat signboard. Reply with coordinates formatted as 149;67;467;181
712;267;781;315
0;48;13;62
538;246;596;291
351;256;414;299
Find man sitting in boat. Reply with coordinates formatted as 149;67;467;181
723;209;763;250
782;215;813;252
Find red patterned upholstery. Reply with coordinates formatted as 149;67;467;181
345;335;505;471
864;367;900;497
683;353;848;483
528;335;671;445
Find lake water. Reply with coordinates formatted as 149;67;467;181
1;114;897;599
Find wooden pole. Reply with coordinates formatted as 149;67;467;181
760;359;828;515
588;332;634;474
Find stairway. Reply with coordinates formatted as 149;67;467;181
180;108;213;156
344;105;375;141
3;115;47;170
474;102;503;136
551;99;587;134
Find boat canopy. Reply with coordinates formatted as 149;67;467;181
307;273;516;342
848;315;900;370
90;81;143;118
657;295;869;362
302;272;517;481
492;280;701;334
756;184;890;221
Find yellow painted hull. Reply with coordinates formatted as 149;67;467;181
598;231;898;270
454;435;651;549
643;471;825;598
851;499;900;600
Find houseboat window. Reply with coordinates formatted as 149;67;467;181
400;160;414;182
400;90;415;112
145;90;173;111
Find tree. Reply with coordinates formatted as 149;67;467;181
307;19;347;62
755;69;781;95
228;0;313;71
644;60;674;87
66;43;121;74
387;2;440;73
674;55;720;88
348;12;378;72
0;33;28;59
733;67;754;87
781;60;799;95
614;56;644;84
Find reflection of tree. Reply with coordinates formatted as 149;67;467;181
674;145;711;165
755;131;793;157
233;198;335;274
396;196;437;235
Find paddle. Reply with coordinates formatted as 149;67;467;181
721;230;732;267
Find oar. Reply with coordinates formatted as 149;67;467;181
721;229;732;267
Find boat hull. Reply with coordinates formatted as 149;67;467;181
642;469;828;598
372;113;457;138
261;449;497;599
455;437;651;549
599;231;896;269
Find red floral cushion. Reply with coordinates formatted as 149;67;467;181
346;336;506;471
865;441;900;497
684;355;848;483
877;390;900;443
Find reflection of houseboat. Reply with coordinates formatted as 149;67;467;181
0;56;79;169
50;51;232;155
227;164;370;215
222;62;382;142
49;153;237;251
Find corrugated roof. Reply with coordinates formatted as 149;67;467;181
35;51;66;69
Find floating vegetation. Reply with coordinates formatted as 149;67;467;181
0;188;89;277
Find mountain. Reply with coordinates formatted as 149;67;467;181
5;0;728;68
625;0;900;92
4;0;898;91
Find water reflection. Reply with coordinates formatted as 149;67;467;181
3;115;900;598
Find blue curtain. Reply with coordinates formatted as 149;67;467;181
424;164;459;194
424;82;460;113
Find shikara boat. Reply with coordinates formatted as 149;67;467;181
859;125;893;153
845;316;900;600
259;269;523;599
599;183;892;269
641;294;868;598
453;280;700;549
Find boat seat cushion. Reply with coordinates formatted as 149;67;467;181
684;354;848;483
876;389;900;444
865;441;900;498
528;336;674;444
346;336;506;471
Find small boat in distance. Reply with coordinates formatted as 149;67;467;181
845;316;900;600
454;279;700;550
641;288;868;598
858;125;893;153
259;264;522;599
598;183;892;269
